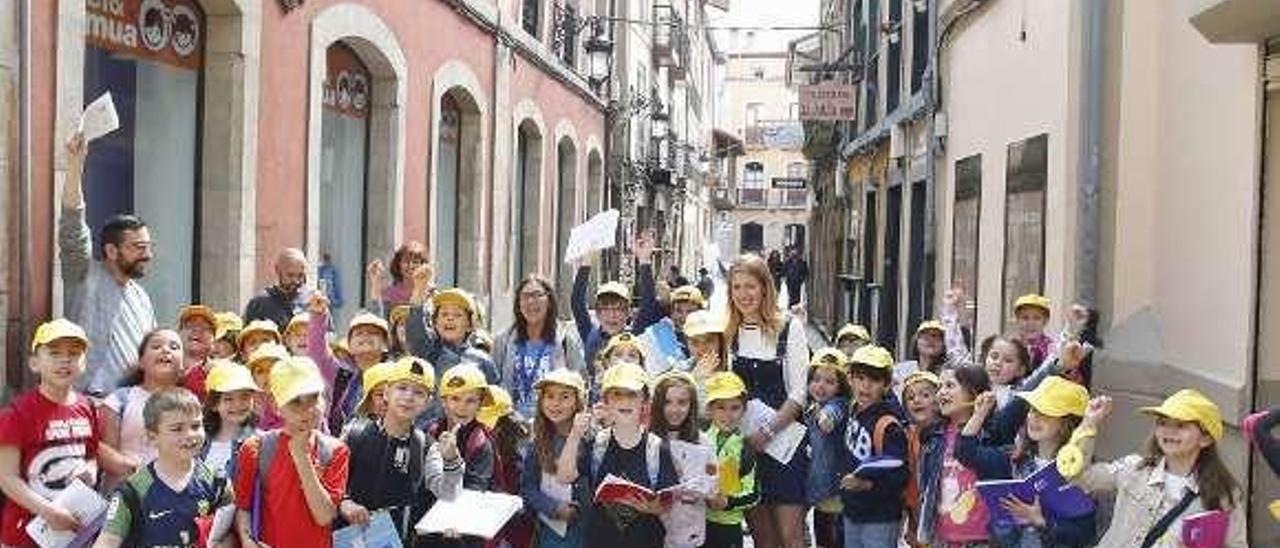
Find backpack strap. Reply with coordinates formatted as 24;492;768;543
110;387;133;443
774;315;793;360
251;431;279;541
118;479;143;547
872;414;898;455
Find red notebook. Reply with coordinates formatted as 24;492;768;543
1181;509;1229;548
594;474;680;505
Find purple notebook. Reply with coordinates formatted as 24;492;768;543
1181;509;1229;548
976;462;1095;528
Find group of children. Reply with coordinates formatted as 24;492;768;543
0;248;1259;548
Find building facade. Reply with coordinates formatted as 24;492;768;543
1;0;619;387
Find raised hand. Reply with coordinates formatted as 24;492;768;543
439;425;461;462
972;391;997;420
570;411;592;440
1082;395;1113;428
634;231;656;264
307;290;330;316
1060;341;1088;371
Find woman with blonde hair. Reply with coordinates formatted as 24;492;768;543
723;254;811;548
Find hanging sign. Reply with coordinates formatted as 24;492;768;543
85;0;204;71
798;83;856;121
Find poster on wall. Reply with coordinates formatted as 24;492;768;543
86;0;204;71
324;44;371;119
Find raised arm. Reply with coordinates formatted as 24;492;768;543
571;263;595;342
631;233;663;332
58;133;92;292
305;293;340;388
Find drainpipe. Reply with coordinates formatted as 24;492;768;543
16;0;32;390
1077;0;1104;307
923;0;939;315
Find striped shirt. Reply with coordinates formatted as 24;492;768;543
59;205;156;395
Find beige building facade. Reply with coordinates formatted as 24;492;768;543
935;0;1280;541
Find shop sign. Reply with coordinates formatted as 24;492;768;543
323;46;371;119
86;0;203;71
772;177;807;189
798;83;856;121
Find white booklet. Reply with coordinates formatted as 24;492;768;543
78;92;120;143
742;399;808;464
415;489;523;540
25;478;108;548
538;473;573;538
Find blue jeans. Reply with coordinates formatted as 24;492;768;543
841;518;902;548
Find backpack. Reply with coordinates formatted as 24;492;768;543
250;431;341;540
589;428;664;489
118;464;227;547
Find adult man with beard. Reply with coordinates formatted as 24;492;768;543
243;248;309;329
59;133;157;396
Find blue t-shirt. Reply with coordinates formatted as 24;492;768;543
103;461;230;547
511;341;553;418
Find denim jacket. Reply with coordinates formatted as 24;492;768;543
988;454;1097;548
805;396;850;505
917;419;1012;545
520;434;592;542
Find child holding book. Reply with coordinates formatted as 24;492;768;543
900;370;941;547
839;345;909;548
95;389;234;547
0;320;125;546
339;356;465;546
201;360;260;477
702;371;758;548
521;369;592;548
428;364;498;493
1063;390;1247;547
805;348;853;548
577;362;678;548
650;370;713;548
233;356;350;548
985;376;1096;547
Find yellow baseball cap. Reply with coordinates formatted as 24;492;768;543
178;305;217;329
903;370;941;390
439;364;493;404
1139;389;1224;441
205;360;260;394
348;312;390;340
238;320;281;347
285;312;310;334
1016;376;1089;418
31;319;88;352
670;285;706;307
601;333;647;364
269;356;326;406
915;320;945;336
1014;294;1052;316
836;324;871;344
246;343;290;375
809;348;849;374
382;356;435;394
683;310;725;338
215;312;243;341
534;368;588;400
389;305;412;327
432;288;477;317
705;371;747;403
849;345;895;370
479;386;514;429
355;361;396;412
600;362;650;393
595;282;631;303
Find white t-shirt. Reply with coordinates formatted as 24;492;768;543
104;386;155;464
204;440;234;476
732;317;809;408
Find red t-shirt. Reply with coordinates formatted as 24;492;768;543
0;389;101;546
183;361;209;401
233;430;350;548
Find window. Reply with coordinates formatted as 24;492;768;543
911;0;928;94
952;154;981;335
553;1;579;66
743;162;766;186
1002;134;1048;327
522;0;541;38
754;66;765;80
864;0;881;129
739;162;767;206
887;0;902;113
787;161;808;179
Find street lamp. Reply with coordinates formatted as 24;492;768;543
650;102;670;140
584;18;613;91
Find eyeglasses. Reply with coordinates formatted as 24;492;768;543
519;290;549;301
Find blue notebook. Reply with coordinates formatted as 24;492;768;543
975;462;1095;528
332;510;404;548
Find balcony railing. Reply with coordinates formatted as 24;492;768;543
735;188;809;209
653;1;687;75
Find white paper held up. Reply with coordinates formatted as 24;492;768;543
79;92;120;143
415;489;523;540
25;478;108;548
741;399;807;464
563;209;620;264
538;473;573;537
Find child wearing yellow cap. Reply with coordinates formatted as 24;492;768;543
0;319;125;546
522;369;592;547
305;291;390;434
590;333;648;403
479;385;535;547
702;371;758;548
571;233;663;376
901;370;941;548
177;304;218;399
283;312;310;357
210;311;243;361
237;319;281;363
837;345;910;547
1063;391;1246;547
834;323;871;357
637;284;707;375
575;363;679;548
650;370;712;547
245;343;290;431
430;364;498;495
338;356;465;545
683;310;727;384
201;359;261;477
804;348;853;548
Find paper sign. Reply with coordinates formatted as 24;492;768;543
563;209;620;264
79;92;120;143
415;489;523;540
26;478;108;548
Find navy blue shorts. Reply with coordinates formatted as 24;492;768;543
757;447;811;505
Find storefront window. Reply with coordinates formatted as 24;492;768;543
952;154;981;334
84;0;205;324
1002;134;1048;327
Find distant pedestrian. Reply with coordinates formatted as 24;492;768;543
697;267;715;301
316;252;344;311
783;248;808;308
767;250;784;291
244;248;309;328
